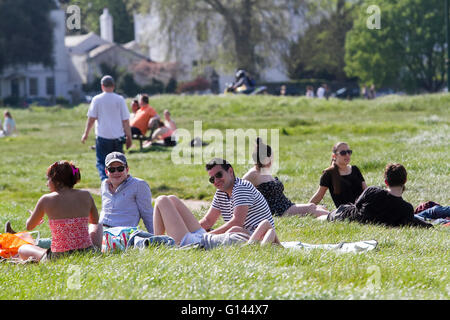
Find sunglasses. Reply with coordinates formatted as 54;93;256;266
209;171;224;184
107;165;126;173
336;149;353;156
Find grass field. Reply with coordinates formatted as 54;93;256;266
0;93;449;300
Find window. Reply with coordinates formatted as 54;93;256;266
46;77;55;95
29;78;38;96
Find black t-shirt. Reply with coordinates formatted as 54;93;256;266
352;186;431;227
319;165;365;208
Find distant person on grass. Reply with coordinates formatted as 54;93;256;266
327;163;432;228
129;99;140;122
16;161;100;262
309;142;367;209
243;138;329;218
130;94;158;138
0;110;16;137
81;75;132;181
144;110;177;148
89;152;154;242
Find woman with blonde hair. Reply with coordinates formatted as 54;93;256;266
309;142;367;209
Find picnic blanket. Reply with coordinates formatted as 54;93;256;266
281;240;378;253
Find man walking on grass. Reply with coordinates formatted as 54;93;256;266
81;75;132;181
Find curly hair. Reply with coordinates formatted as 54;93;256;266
46;161;81;189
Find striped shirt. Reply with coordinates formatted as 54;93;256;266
211;177;275;233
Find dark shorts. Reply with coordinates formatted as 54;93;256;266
42;246;95;261
164;136;176;146
131;127;143;136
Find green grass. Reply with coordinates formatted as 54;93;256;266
0;93;449;299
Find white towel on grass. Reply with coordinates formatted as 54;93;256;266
281;240;378;253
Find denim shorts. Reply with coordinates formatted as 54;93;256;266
180;228;206;247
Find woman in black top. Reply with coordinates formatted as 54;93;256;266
243;138;329;217
309;142;367;208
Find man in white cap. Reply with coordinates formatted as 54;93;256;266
81;75;132;181
90;151;154;242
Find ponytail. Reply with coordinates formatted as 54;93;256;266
252;137;272;169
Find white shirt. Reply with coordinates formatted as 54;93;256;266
317;87;325;98
87;92;130;139
3;117;15;135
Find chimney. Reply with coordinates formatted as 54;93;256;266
100;8;114;43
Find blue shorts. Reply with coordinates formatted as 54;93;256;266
180;228;206;247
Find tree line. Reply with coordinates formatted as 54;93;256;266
0;0;447;93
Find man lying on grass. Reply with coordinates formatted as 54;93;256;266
327;163;432;228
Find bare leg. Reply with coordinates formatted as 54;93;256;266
18;244;47;262
284;203;329;218
248;220;281;245
261;229;277;245
153;203;166;236
147;117;159;137
153;195;192;245
167;195;202;232
151;127;169;141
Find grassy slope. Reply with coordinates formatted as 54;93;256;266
0;93;449;299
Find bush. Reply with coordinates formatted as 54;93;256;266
55;96;70;105
176;77;210;94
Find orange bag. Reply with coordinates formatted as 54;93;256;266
0;232;35;258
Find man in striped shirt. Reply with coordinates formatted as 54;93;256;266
199;158;275;235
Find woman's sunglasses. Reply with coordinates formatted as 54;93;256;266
209;171;223;184
107;165;126;173
336;149;353;156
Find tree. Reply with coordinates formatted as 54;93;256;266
0;0;56;72
61;0;134;44
128;0;308;77
286;0;359;81
345;0;446;92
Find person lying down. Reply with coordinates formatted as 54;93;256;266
153;195;377;253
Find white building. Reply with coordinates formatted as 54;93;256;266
0;6;175;105
132;3;308;92
0;8;70;104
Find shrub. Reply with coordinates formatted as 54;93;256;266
176;77;210;94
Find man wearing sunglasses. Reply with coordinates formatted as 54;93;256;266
96;152;154;235
199;158;274;235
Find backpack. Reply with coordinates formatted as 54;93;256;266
101;226;138;253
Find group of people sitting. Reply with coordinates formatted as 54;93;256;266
129;94;177;148
5;139;448;263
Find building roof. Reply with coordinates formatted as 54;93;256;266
65;32;99;48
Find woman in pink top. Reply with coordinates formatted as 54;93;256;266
18;161;100;262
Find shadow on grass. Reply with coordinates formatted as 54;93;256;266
152;183;184;195
128;145;174;154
